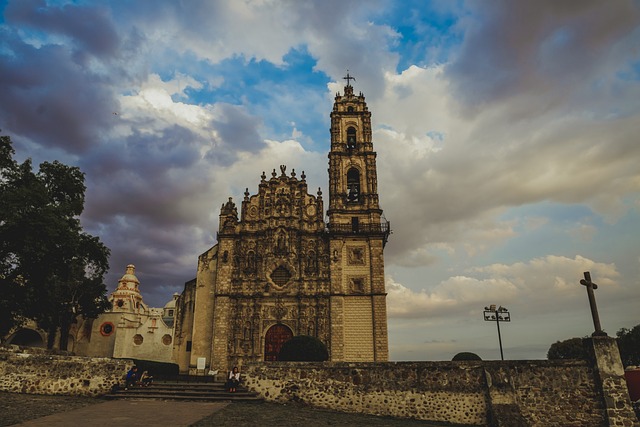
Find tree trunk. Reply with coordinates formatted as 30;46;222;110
47;325;57;349
59;312;71;351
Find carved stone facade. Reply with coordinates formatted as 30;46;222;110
174;82;390;373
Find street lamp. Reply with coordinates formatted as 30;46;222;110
483;304;511;360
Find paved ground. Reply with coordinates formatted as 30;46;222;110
16;400;228;427
0;392;468;427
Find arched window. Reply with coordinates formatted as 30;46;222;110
347;168;360;202
346;127;356;149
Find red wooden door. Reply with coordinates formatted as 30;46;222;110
264;324;293;361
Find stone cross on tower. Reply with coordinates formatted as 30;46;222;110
579;271;607;336
343;71;355;86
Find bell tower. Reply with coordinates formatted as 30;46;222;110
327;74;390;361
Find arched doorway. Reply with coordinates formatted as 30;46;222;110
7;328;45;348
264;324;293;361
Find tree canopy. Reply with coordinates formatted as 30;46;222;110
0;133;110;349
547;325;640;367
547;337;588;360
617;325;640;367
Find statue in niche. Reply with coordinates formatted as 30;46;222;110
275;233;287;255
348;247;365;265
307;321;315;336
246;251;257;273
243;322;251;340
306;251;317;273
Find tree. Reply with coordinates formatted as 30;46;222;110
617;325;640;367
0;133;110;349
278;335;329;362
547;337;588;360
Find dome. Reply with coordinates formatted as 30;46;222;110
164;293;179;309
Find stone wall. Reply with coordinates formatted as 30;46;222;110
0;346;130;397
243;359;634;427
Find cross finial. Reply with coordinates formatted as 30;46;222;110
343;70;355;87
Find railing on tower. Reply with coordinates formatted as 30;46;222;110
326;220;391;246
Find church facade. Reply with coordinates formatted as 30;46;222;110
173;81;390;373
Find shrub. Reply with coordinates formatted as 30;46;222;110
452;352;482;361
277;335;329;362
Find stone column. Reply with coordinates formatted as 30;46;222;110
584;335;639;427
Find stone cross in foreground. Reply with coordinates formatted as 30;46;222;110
579;271;607;336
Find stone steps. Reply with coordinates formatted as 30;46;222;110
104;380;263;403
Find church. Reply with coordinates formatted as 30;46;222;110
172;79;391;373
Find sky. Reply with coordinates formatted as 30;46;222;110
1;0;639;362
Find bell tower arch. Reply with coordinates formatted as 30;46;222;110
327;74;390;361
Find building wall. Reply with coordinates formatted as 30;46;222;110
173;278;196;373
190;246;218;372
112;311;174;363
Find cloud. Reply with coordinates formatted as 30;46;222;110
387;255;622;320
5;0;120;57
446;1;640;113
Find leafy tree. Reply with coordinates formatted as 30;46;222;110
547;337;588;360
617;325;640;367
278;335;329;362
0;133;110;349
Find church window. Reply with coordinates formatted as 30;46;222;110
351;217;359;232
168;309;174;317
116;299;124;308
270;265;292;287
100;322;114;337
347;106;354;112
186;341;192;352
347;168;360;202
162;334;172;345
346;127;356;149
133;334;143;345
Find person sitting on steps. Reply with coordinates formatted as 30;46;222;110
124;365;139;390
226;366;241;393
140;370;153;387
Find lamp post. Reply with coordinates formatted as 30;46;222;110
483;304;511;360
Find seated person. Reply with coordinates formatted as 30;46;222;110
140;370;153;387
226;366;241;393
125;366;139;389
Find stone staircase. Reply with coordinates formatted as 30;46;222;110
104;379;263;403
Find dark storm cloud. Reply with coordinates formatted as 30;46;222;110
5;0;120;57
0;1;124;155
0;35;119;153
81;125;206;226
446;0;640;111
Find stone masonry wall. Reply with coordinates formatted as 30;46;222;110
0;346;131;397
243;360;616;427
